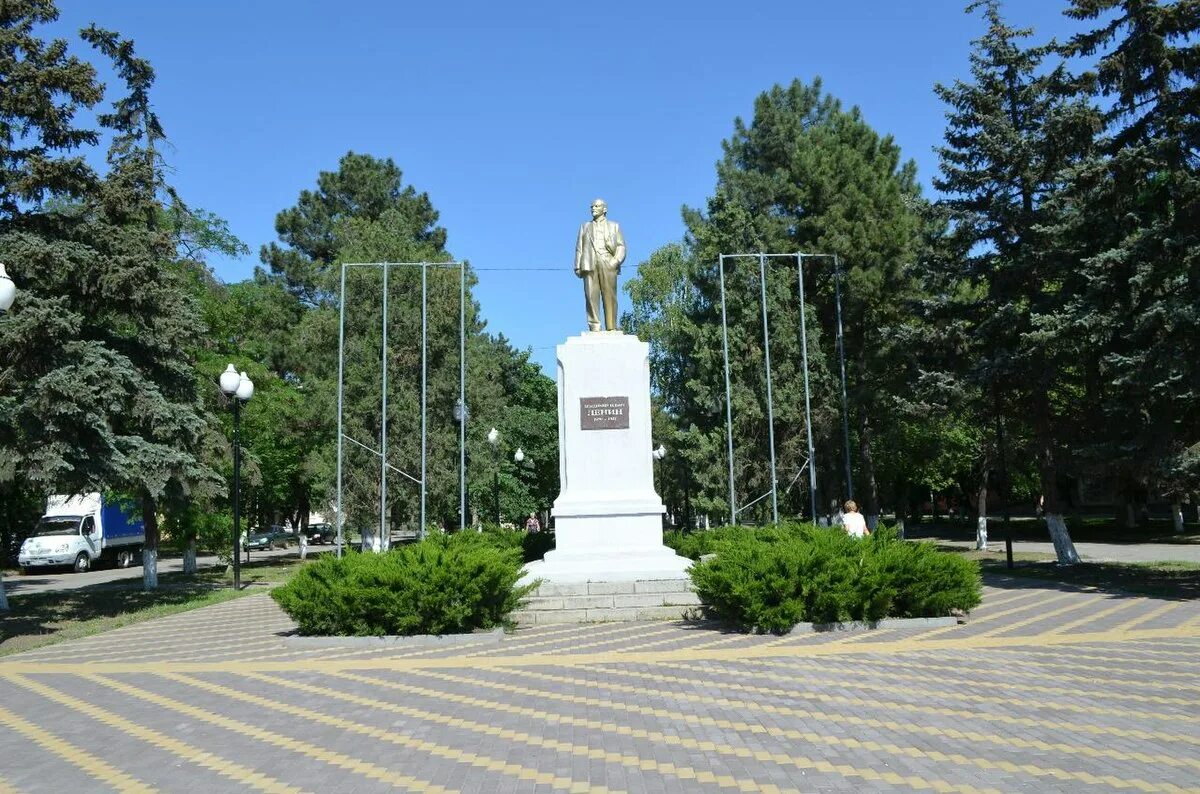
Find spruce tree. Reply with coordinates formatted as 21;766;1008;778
931;1;1095;563
1058;0;1200;522
0;9;216;589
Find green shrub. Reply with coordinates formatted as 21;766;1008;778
271;532;538;636
475;526;555;562
689;524;981;633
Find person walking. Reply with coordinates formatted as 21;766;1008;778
525;513;541;533
842;500;870;538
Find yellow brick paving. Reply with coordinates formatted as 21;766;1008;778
113;672;620;794
2;673;310;793
71;673;458;793
441;662;1196;745
191;670;808;794
0;702;157;793
306;665;1195;791
749;656;1200;707
257;670;1000;794
1;582;1198;792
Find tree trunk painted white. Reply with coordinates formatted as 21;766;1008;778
896;518;905;539
182;539;197;574
976;516;988;551
1045;513;1080;565
0;576;8;612
299;535;308;560
1172;503;1184;534
142;548;158;589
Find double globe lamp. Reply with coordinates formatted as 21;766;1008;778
219;364;254;590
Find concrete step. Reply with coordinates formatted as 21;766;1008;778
512;604;701;625
531;578;695;598
525;590;701;611
515;577;703;625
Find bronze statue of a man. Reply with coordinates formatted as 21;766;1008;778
574;198;626;332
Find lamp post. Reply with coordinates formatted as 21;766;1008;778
454;399;468;531
488;427;500;525
652;444;667;527
220;364;254;590
0;264;13;612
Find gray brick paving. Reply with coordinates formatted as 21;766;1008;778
0;579;1198;792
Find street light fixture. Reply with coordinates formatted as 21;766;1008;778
0;263;16;315
514;447;525;463
488;428;500;525
220;364;254;591
0;266;12;613
652;444;668;528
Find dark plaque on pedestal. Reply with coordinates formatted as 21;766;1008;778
580;396;630;430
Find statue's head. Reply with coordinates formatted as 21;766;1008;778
590;198;607;220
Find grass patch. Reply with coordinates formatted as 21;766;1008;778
979;559;1200;600
0;556;309;657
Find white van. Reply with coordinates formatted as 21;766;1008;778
17;493;145;573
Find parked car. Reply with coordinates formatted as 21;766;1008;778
246;528;293;551
305;523;336;544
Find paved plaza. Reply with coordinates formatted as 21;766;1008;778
0;576;1197;793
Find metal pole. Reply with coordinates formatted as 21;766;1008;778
994;388;1014;569
833;255;853;501
419;261;428;539
335;264;346;557
232;399;241;591
718;254;737;525
758;253;779;524
459;262;466;532
493;449;500;526
379;263;389;552
797;254;819;522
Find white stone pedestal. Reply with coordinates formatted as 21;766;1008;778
523;332;691;584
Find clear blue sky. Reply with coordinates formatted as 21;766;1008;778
52;0;1087;373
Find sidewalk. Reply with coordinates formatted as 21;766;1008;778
1;575;1197;792
936;538;1200;563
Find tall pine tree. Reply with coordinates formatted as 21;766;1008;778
1058;0;1200;525
932;0;1096;563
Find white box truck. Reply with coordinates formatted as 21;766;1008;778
17;493;144;573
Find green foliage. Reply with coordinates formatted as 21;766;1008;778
0;9;220;572
687;524;981;633
475;526;556;563
271;532;537;636
624;78;927;525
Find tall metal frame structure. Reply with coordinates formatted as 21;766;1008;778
717;252;852;525
334;261;468;556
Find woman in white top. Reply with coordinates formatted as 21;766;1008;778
842;500;870;538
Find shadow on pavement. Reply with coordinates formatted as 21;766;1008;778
982;561;1200;601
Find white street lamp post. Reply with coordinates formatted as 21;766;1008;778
488;428;500;525
0;264;13;611
220;364;254;590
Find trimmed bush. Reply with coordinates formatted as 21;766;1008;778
271;532;537;636
689;524;981;633
475;525;556;562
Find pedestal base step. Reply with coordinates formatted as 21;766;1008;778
513;578;703;625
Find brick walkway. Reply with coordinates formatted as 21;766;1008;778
0;577;1197;792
